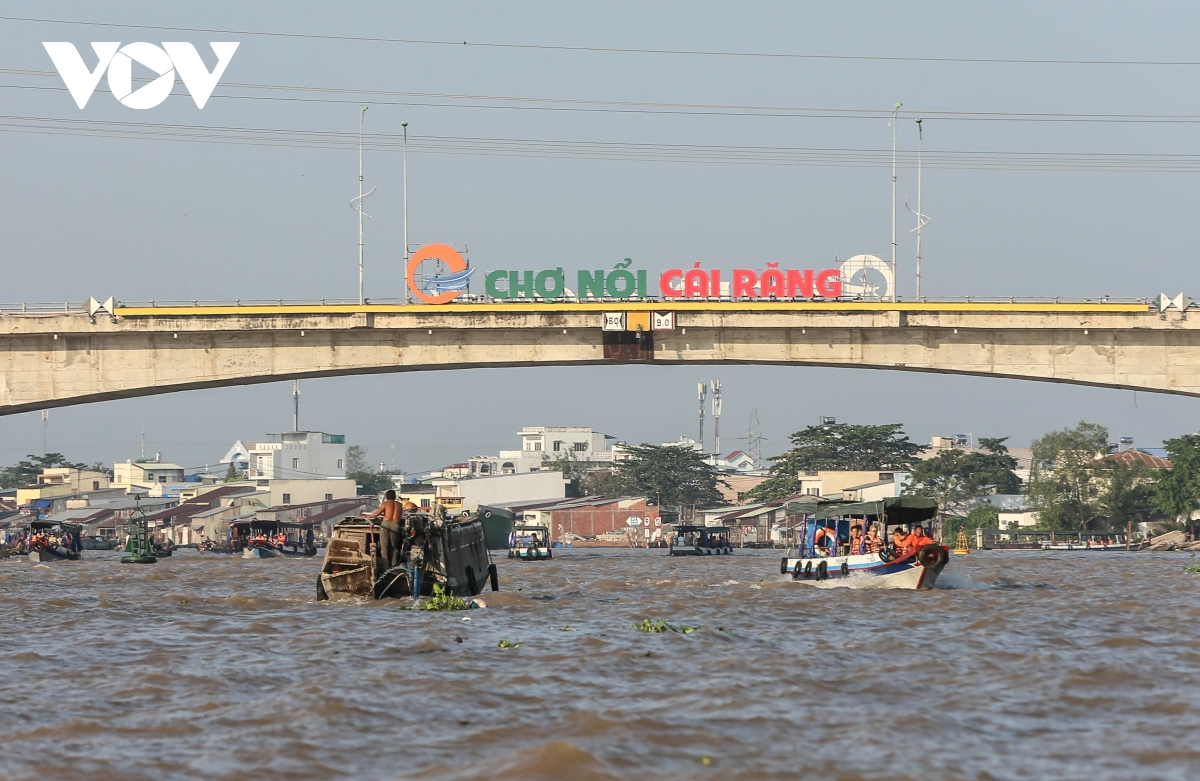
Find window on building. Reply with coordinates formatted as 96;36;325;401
282;493;291;504
292;458;300;469
501;462;515;475
878;473;894;481
159;476;167;483
533;441;542;451
479;463;490;474
573;442;587;452
336;459;343;470
325;493;333;501
92;481;100;490
553;441;563;452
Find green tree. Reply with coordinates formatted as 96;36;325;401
1028;421;1109;531
580;468;621;497
225;462;241;482
350;470;394;496
610;444;726;508
943;504;1001;547
748;422;925;501
1154;434;1200;539
1096;458;1154;542
345;445;368;474
906;437;1022;535
0;453;86;489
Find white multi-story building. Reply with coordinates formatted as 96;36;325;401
465;426;617;476
247;431;347;480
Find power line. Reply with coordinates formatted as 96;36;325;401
1;114;1199;172
8;69;1200;125
3;14;1199;67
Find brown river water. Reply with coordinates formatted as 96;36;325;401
2;548;1199;781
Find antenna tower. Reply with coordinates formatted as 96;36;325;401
292;380;300;431
42;410;49;455
697;382;706;453
747;407;764;470
711;380;722;456
908;117;931;299
140;417;145;461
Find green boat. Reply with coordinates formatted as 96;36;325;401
478;505;515;550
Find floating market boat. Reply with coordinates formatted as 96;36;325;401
27;520;83;562
230;518;319;559
781;497;949;590
508;524;552;561
1041;537;1131;551
669;525;733;556
317;509;497;601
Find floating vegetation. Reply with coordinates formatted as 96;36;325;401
1185;564;1200;573
418;584;469;612
560;626;576;631
631;619;698;634
497;638;521;649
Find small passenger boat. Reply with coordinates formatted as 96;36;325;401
508;524;552;561
231;519;319;559
781;498;949;590
317;508;497;601
669;525;733;556
26;521;83;562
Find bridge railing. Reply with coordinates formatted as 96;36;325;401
0;295;1157;314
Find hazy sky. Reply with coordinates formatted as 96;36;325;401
2;1;1200;473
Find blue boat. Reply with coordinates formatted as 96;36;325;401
781;497;949;590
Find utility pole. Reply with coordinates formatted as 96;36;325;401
140;418;145;461
711;380;722;457
402;120;410;305
42;410;49;455
697;382;706;454
292;380;300;432
350;106;376;305
891;101;902;303
915;118;926;299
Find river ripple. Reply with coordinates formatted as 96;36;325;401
1;548;1199;780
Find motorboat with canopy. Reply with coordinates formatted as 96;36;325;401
508;524;552;561
230;518;318;559
780;497;949;590
668;525;733;556
26;519;83;562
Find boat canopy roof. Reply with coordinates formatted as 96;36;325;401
514;525;548;532
232;518;315;530
29;519;83;531
674;524;729;533
810;497;938;522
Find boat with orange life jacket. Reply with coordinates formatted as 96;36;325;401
780;497;949;590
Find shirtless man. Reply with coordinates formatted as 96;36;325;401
364;489;403;569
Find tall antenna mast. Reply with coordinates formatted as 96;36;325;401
697;382;706;454
891;101;902;303
42;410;49;455
747;408;763;470
350;105;377;305
402;120;410;305
292;380;300;432
711;380;722;456
140;418;145;461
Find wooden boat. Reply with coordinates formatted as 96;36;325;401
26;521;83;562
317;509;497;601
231;518;318;558
508;524;552;561
669;525;734;556
781;498;948;590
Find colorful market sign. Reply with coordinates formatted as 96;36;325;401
406;245;891;305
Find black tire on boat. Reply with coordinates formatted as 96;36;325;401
316;577;328;602
918;543;948;569
525;547;536;560
466;565;479;595
816;560;828;581
780;557;788;575
487;563;499;592
548;549;553;560
804;560;813;579
840;562;850;577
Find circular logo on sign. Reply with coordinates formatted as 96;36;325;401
406;244;474;305
108;43;175;109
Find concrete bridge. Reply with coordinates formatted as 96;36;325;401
0;299;1196;415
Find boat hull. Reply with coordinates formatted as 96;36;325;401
508;546;551;561
669;545;733;556
242;546;277;559
782;547;947;590
28;547;81;562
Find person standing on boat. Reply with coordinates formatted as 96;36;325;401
364;490;404;569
